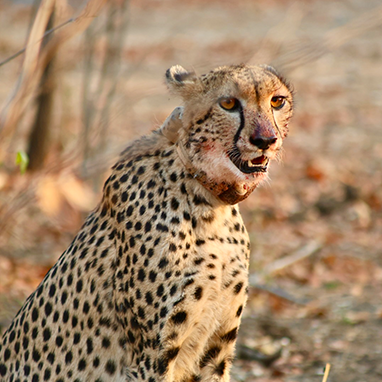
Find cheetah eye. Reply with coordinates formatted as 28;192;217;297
219;98;240;111
270;96;286;110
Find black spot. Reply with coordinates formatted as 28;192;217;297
23;336;29;350
170;285;177;296
156;223;169;232
43;367;51;380
121;191;128;202
138;306;146;319
193;194;211;206
147;180;156;188
194;257;205;265
31;308;39;322
23;321;29;334
72;315;78;328
78;358;86;371
221;327;238;343
236;305;243;317
126;205;134;217
160;307;168;318
4;349;10;361
102;337;110;349
55;335;63;347
32;327;38;339
137;268;146;282
184;278;194;287
43;328;51;342
144;222;152;233
157;357;168;376
93;356;100;368
83;301;90;314
14;340;20;354
119;336;127;349
63;310;69;323
44;302;52;317
200;346;221;368
120;174;128;183
32;348;41;362
61;291;68;305
171;217;180;224
147;248;154;258
49;284;56;297
149;271;157;282
145;292;153;305
86;338;93;355
127;330;135;344
171;311;187;325
194;287;203;300
0;363;7;377
65;351;73;365
76;279;83;293
169;243;177;252
170;198;179;211
215;359;226;376
24;364;31;376
166;347;180;361
169;172;177;182
105;360;116;375
158;257;169;269
73;332;81;344
233;282;243;294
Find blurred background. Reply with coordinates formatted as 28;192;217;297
1;0;382;380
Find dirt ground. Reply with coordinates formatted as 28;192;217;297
1;0;382;381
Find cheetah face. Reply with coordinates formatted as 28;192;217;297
166;64;294;203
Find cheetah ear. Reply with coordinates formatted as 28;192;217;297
165;65;199;99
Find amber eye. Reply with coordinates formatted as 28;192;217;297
270;96;286;110
219;98;240;111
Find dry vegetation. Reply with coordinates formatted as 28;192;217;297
1;0;382;381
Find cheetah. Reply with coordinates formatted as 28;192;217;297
0;64;293;382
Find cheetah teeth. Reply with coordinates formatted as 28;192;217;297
247;159;267;167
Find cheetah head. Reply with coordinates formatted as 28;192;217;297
165;64;294;204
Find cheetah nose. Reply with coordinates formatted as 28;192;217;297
249;134;277;150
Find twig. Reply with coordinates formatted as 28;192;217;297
0;18;74;69
250;283;308;305
263;241;323;275
0;0;108;158
322;363;331;382
272;4;382;72
248;241;322;305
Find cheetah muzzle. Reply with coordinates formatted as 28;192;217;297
0;64;293;382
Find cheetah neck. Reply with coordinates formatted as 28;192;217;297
175;141;257;205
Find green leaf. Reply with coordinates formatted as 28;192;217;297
15;151;29;174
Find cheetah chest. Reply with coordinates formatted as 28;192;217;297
158;208;250;380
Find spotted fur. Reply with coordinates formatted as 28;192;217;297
0;64;293;382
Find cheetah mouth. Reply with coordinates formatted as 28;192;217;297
228;150;269;174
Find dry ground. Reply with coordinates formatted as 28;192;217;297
1;0;382;381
